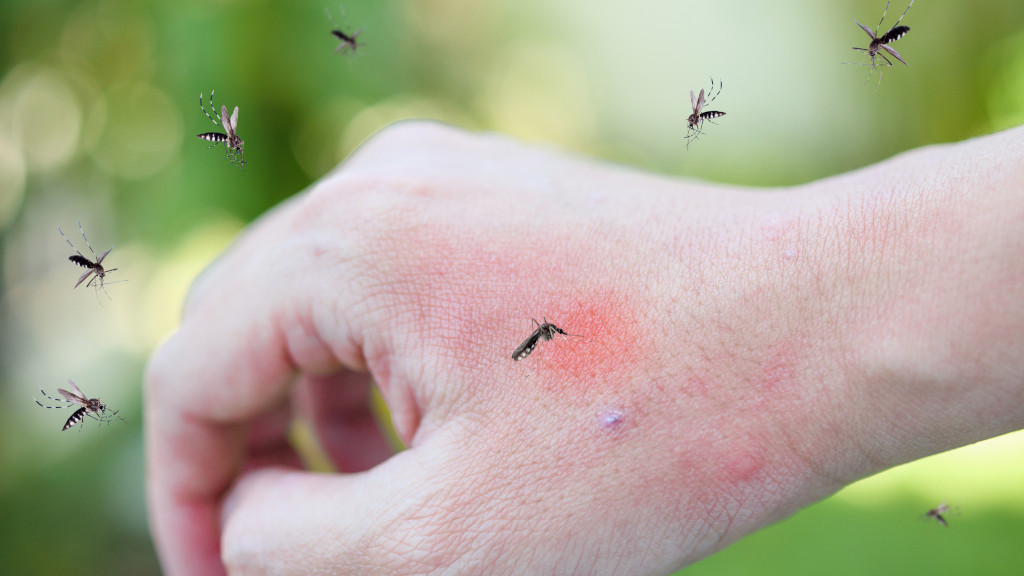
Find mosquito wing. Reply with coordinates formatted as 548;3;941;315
853;19;876;39
220;105;232;134
74;268;95;288
695;88;706;114
880;43;908;65
229;106;239;132
58;380;88;405
690;89;697;111
95;246;112;265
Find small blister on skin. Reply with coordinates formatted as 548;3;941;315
598;408;626;431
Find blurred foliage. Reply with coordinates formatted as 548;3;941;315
1;0;1023;574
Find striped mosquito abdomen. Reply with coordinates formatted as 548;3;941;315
63;407;87;431
197;132;229;144
878;24;909;46
512;331;543;361
69;254;92;268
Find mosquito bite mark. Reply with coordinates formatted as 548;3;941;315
597;408;626;431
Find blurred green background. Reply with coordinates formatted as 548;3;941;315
2;0;1023;574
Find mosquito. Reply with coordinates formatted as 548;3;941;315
58;221;122;300
326;5;363;54
924;501;958;527
512;317;582;361
849;0;914;90
685;77;726;149
34;380;126;432
197;90;246;172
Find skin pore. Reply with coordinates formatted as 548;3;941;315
146;122;1024;575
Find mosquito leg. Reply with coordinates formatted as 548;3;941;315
893;0;913;28
704;77;722;107
200;91;221;127
35;389;72;409
339;3;351;29
76;220;100;261
876;0;892;36
325;6;339;29
57;225;87;260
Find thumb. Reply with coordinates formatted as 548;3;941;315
220;448;434;574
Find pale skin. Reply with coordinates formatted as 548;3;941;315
146;121;1024;575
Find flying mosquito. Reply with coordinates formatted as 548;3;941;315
685;77;726;149
58;221;122;300
849;0;914;89
34;380;126;432
197;90;245;172
512;318;582;361
924;501;958;527
326;5;363;54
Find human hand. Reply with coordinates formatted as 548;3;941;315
146;122;1024;575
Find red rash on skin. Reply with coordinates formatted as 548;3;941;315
516;293;643;395
714;442;769;489
370;225;646;401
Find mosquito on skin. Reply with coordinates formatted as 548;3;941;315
326;5;363;55
848;0;914;90
34;380;126;432
512;317;583;361
685;77;726;149
197;90;246;172
58;221;123;302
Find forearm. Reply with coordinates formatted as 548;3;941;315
591;130;1024;565
816;135;1024;478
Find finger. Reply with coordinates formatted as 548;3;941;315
221;460;425;574
146;397;244;576
145;199;350;575
295;372;397;472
